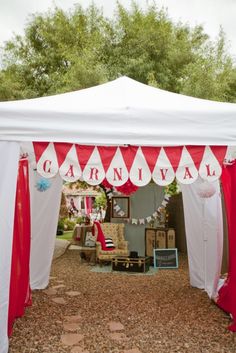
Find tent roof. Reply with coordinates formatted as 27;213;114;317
0;76;236;146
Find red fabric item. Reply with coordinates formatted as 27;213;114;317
93;221;113;251
33;141;49;162
217;163;236;331
116;179;139;195
97;146;118;172
101;178;113;189
8;159;32;337
85;196;92;216
53;143;74;167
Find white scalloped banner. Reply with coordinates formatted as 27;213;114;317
130;146;151;186
176;146;198;184
37;142;58;178
59;144;82;182
82;146;105;185
106;147;129;186
34;143;227;186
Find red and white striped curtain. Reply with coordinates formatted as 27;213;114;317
8;158;32;336
217;163;236;331
0;141;20;353
33;143;227;186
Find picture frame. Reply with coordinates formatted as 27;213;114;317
111;196;130;219
153;248;178;269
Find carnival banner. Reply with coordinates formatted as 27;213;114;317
33;142;227;186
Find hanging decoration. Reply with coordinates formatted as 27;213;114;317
34;142;227;186
115;179;139;195
104;186;171;226
196;180;216;198
101;178;113;189
35;177;52;192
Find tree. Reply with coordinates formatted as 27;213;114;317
0;5;109;99
105;3;197;91
0;2;235;102
94;191;107;209
59;191;68;219
180;28;236;101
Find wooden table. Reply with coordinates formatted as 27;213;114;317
72;225;93;246
73;245;96;265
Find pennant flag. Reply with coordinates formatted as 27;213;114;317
34;143;227;186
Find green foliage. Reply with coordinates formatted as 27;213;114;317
94;191;107;209
57;219;64;235
57;219;64;229
0;2;235;102
180;28;236;101
56;231;73;240
66;181;91;190
0;5;109;100
165;179;180;196
75;216;84;224
63;218;76;230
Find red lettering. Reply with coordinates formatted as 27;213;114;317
184;167;193;179
43;160;52;173
138;168;143;181
206;164;216;177
113;168;122;181
65;165;75;178
89;168;99;180
160;168;168;180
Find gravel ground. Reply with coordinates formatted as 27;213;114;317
9;250;235;353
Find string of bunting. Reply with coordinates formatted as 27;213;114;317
104;186;171;226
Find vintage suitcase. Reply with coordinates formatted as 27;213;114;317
166;228;175;248
156;230;166;248
112;256;150;273
145;228;156;257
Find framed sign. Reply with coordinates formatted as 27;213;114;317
111;196;130;218
153;248;178;269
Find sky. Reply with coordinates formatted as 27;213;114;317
0;0;236;59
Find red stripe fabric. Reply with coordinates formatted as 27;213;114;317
217;163;236;331
97;146;118;172
75;145;96;171
54;142;74;167
85;196;92;216
93;221;113;251
8;159;32;337
141;146;161;173
33;142;49;163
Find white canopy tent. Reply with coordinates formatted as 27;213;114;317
0;76;236;146
0;77;235;353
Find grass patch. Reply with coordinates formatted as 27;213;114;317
56;231;73;241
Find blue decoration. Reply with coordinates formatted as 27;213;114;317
36;177;52;192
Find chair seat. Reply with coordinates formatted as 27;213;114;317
95;223;128;264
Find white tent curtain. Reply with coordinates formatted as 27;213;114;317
181;178;223;298
0;142;20;353
29;171;62;289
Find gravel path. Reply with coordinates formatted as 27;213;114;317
9;250;235;353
